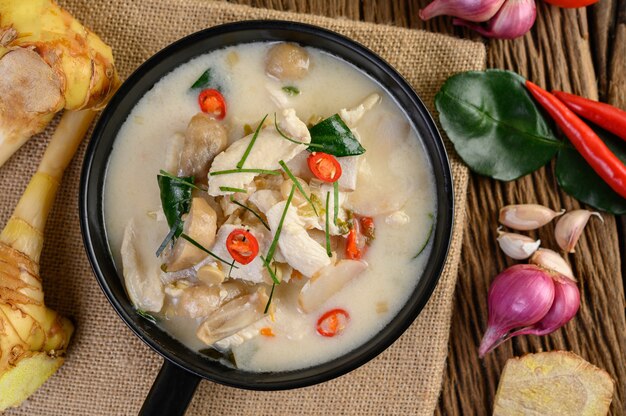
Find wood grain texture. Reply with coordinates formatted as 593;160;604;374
228;1;625;414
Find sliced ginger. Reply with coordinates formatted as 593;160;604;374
493;351;614;416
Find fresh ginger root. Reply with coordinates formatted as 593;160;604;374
0;0;119;167
0;110;96;410
493;351;614;416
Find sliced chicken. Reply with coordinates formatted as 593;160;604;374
248;189;282;215
210;224;270;284
208;109;310;196
299;260;367;313
266;201;331;277
121;219;165;312
166;197;218;272
338;93;381;128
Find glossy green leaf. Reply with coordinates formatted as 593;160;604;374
556;127;626;214
157;174;194;236
436;70;561;181
308;114;365;157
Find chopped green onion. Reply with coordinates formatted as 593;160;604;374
158;170;205;191
219;186;247;193
274;113;324;148
180;233;238;267
264;281;277;314
413;213;434;259
191;68;213;89
229;196;270;230
228;259;236;279
282;86;300;96
278;160;318;216
210;168;280;176
325;191;331;257
265;184;296;264
237;114;268;169
155;222;179;257
333;181;339;225
260;255;281;285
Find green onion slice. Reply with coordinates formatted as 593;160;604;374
155;222;179;257
265;184;296;265
278;160;318;216
180;233;238;267
229;197;270;231
158;170;205;191
264;282;277;314
413;213;434;259
325;191;331;257
333;181;339;225
237;114;268;169
210;168;280;176
274;113;323;148
219;186;247;193
260;255;281;285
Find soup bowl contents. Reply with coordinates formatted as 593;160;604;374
104;41;436;373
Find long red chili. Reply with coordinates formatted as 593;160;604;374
553;91;626;142
526;81;626;199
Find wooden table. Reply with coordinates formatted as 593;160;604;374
228;1;626;414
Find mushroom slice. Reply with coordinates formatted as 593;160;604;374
299;260;367;313
121;218;164;313
196;288;269;345
265;43;310;81
166;197;217;272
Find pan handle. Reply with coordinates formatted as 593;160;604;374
139;359;201;416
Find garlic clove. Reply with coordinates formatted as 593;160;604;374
453;0;536;39
510;275;580;337
419;0;505;22
498;204;564;231
479;264;555;357
554;210;603;253
496;229;540;260
530;248;575;281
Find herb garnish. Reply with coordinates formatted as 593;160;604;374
156;222;179;257
278;160;318;216
136;309;158;324
155;172;194;256
282;86;300;96
237;114;268;169
325;191;332;257
413;213;434;259
210;168;280;176
228;259;236;279
308;114;365;156
265;185;296;265
260;255;280;284
180;233;238;267
191;68;213;90
229;196;270;230
333;181;339;225
274;113;323;148
264;282;276;314
158;170;205;191
219;186;247;193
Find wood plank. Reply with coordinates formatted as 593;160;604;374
227;1;626;413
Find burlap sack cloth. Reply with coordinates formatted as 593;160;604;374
1;1;485;414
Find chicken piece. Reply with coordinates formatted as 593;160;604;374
196;288;269;345
178;113;228;179
299;260;367;313
266;83;290;109
172;281;248;319
266;201;331;277
121;219;164;313
248;189;282;215
210;224;270;284
208;109;309;196
166;197;217;272
338;93;381;128
265;43;310;80
493;351;614;416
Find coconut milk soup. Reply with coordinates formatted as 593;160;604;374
104;42;436;372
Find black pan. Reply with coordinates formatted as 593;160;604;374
80;20;454;416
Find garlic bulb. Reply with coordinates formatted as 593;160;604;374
530;248;575;280
497;229;540;260
453;0;537;39
419;0;505;22
499;204;564;231
554;210;603;253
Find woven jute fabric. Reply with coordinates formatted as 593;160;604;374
1;1;485;414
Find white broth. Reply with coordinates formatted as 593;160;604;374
104;42;436;372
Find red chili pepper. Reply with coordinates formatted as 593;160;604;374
307;152;342;183
316;308;350;337
226;229;259;265
526;81;626;199
345;218;367;260
198;89;226;119
360;217;375;245
553;91;626;142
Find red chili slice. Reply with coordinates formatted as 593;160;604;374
226;229;259;265
345;218;367;260
307;152;342;183
198;88;226;119
316;308;350;337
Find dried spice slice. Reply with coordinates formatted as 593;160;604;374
493;351;614;416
